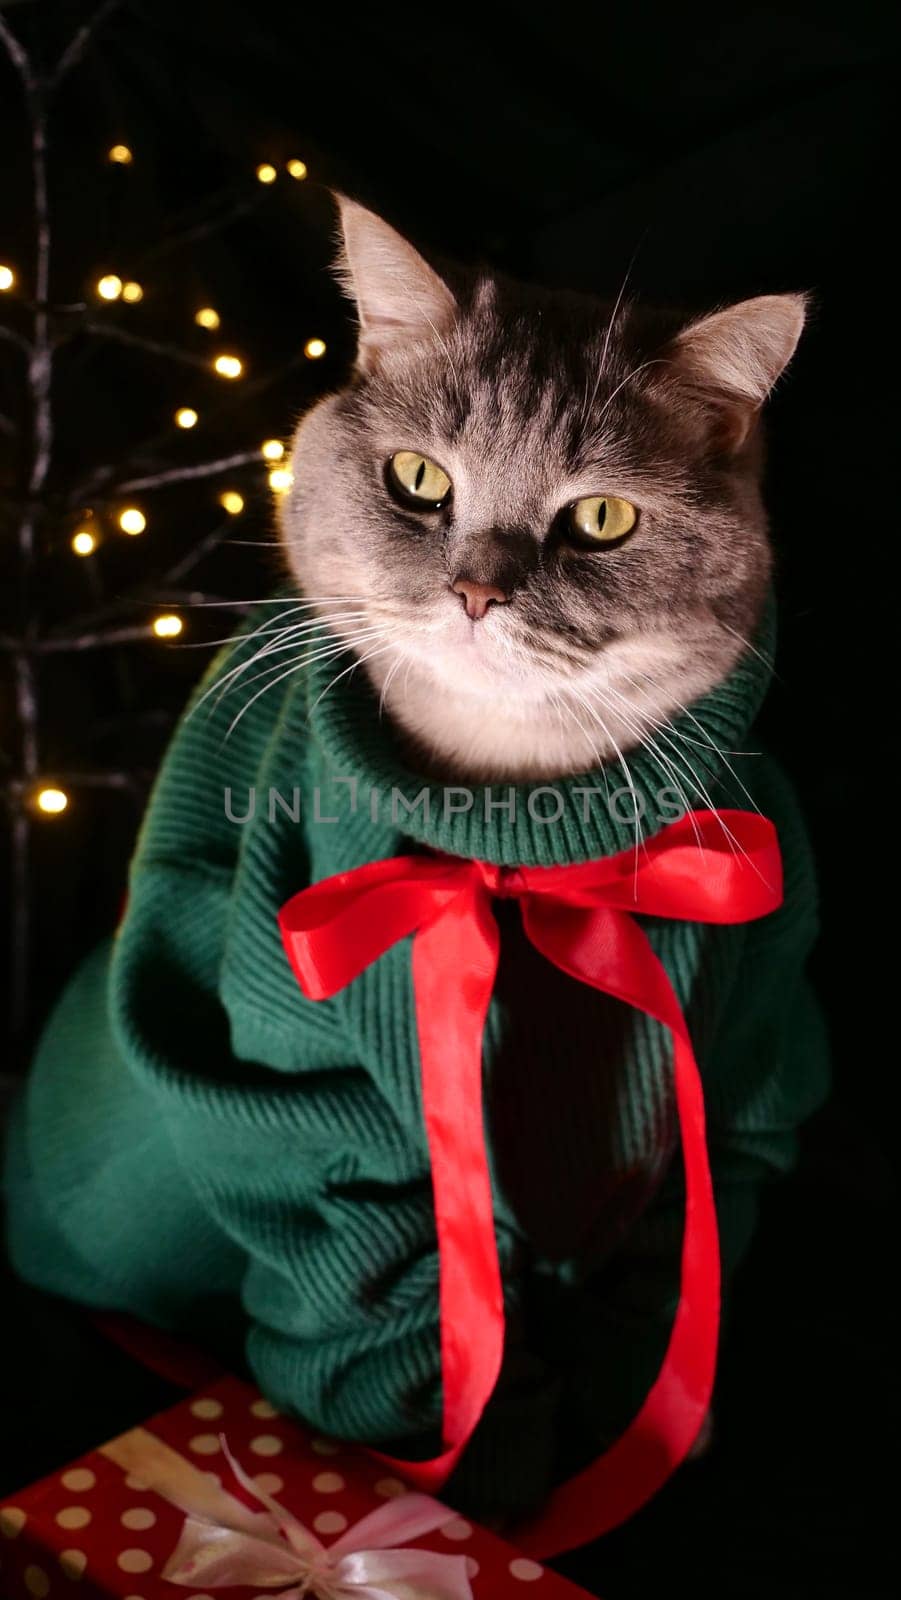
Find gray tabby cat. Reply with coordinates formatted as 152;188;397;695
280;197;804;783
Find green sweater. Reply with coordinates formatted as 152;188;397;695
4;599;829;1519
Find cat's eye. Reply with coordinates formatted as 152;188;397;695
386;450;452;509
569;495;637;545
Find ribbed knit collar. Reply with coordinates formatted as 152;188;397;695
303;601;775;868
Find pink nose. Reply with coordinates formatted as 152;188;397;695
452;579;509;621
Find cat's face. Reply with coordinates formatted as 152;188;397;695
281;198;804;780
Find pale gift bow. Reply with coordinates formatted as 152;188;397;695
160;1437;474;1600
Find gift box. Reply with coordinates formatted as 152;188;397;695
0;1375;597;1599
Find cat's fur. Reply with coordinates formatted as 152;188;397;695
280;197;804;782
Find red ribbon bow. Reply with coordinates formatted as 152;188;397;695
278;809;782;1559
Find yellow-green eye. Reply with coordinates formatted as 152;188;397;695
387;450;452;509
569;495;637;544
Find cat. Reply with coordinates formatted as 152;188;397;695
279;195;805;785
6;195;827;1537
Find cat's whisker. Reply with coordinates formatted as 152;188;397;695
716;619;778;674
566;683;645;885
311;639;397;714
624;669;763;814
186;595;365;608
187;607;369;655
581;253;638;428
590;680;759;869
190;612;370;716
577;683;703;853
223;629;391;742
401;653;416;704
209;628;379;715
378;651;407;719
551;692;611;804
593;357;668;431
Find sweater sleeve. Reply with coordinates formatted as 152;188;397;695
4;604;556;1519
109;854;557;1517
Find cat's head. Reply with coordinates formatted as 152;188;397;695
281;197;805;780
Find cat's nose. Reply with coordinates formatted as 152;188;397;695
452;579;509;621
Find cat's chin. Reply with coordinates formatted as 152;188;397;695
364;623;744;785
365;653;622;783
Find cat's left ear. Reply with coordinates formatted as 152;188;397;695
334;194;458;374
669;293;807;449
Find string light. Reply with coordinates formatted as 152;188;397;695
34;787;69;816
219;490;244;515
96;274;123;301
195;307;220;330
286;159;307;180
175;407;198;429
0;264;15;291
261;438;285;461
304;337;326;360
122;280;144;303
71;529;97;556
107;143;133;164
213;354;243;379
256;162;277;185
152;614;183;638
268;467;293;494
118;507;146;535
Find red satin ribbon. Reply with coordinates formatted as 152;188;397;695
277;810;782;1558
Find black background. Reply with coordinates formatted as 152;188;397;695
1;3;897;1596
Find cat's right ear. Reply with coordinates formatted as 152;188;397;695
333;195;458;374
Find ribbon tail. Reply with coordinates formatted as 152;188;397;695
219;1434;324;1561
372;882;504;1491
162;1516;306;1588
514;899;720;1557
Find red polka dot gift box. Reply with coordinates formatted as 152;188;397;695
0;1375;596;1600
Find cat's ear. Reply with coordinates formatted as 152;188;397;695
334;195;457;373
669;293;807;449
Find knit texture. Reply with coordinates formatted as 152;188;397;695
4;598;830;1519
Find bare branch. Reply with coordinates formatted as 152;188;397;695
117;450;260;494
0;12;32;85
81;319;213;370
160;518;233;586
139;192;259;269
0;324;32;355
29;624;159;653
69;446;261;509
52;0;122;85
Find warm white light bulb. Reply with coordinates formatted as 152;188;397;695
175;407;198;429
118;507;146;535
261;438;285;461
122;280;144;303
152;613;183;638
213;354;243;379
268;467;294;494
256;163;278;185
72;529;97;556
0;264;15;292
108;144;133;164
35;787;68;815
304;337;326;360
195;307;220;330
286;159;307;180
219;490;244;515
96;274;123;301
